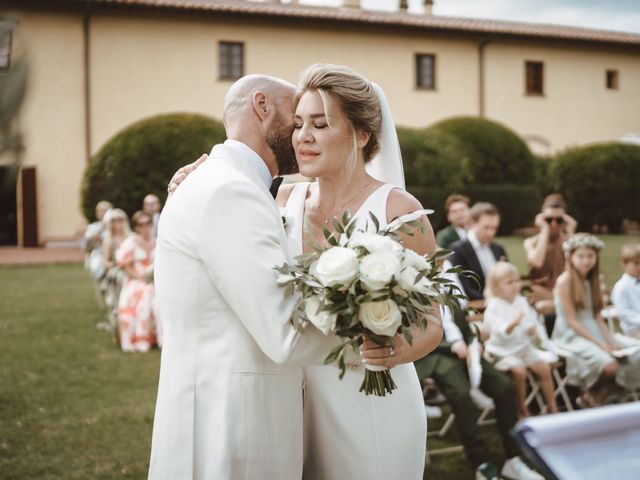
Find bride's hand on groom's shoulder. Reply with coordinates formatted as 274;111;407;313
167;154;208;195
360;334;407;369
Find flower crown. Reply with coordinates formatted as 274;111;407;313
562;235;605;255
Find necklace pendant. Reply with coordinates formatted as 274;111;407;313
324;219;329;225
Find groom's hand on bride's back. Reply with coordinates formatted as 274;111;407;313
167;154;208;195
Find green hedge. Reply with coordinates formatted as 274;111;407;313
81;113;226;221
401;116;539;235
549;142;640;232
399;126;465;190
408;184;541;236
463;184;541;236
405;186;451;232
426;116;536;185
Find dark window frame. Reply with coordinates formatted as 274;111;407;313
525;60;544;96
0;31;12;71
606;69;619;90
415;53;436;90
218;41;244;81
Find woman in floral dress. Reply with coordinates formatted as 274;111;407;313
116;210;160;352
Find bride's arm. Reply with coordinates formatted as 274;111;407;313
361;188;443;368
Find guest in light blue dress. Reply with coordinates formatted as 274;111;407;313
552;234;640;405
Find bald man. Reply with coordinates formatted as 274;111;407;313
148;75;338;480
143;194;162;238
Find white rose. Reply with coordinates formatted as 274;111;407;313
310;247;359;287
359;299;402;337
397;266;435;295
359;251;401;291
348;230;402;255
304;296;337;335
402;249;430;272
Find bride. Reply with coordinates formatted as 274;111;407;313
169;63;443;479
280;63;442;480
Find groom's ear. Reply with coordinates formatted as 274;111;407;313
252;91;270;121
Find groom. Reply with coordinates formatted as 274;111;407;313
148;75;338;480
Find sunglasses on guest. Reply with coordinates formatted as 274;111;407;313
545;217;564;225
136;220;152;227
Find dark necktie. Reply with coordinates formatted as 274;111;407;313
269;176;283;199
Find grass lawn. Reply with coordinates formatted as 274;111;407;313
1;234;637;479
0;264;159;480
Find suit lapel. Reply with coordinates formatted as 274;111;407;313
451;226;461;242
211;145;278;210
210;145;290;258
490;243;506;262
461;241;485;284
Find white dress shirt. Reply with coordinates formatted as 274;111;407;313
455;226;467;241
468;230;497;277
440;305;464;344
611;273;640;334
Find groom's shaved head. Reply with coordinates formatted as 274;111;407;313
223;74;295;125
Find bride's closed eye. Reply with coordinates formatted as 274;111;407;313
293;122;328;130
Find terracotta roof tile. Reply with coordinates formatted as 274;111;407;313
46;0;640;46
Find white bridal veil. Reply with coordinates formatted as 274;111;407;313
365;83;406;189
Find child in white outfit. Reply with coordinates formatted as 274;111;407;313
483;262;559;417
611;244;640;338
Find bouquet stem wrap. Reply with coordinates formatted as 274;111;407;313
361;365;397;396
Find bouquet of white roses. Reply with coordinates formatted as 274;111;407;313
275;210;466;396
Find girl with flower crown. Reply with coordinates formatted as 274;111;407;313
552;233;640;406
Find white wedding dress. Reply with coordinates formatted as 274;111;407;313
285;181;427;480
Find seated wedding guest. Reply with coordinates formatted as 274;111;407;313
143;193;162;238
449;202;508;303
436;193;470;249
102;208;131;278
415;307;544;480
553;234;640;406
100;209;130;335
82;200;112;281
116;211;159;352
611;244;640;338
483;262;559;417
523;194;577;333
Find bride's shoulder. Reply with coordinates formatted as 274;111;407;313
386;187;423;220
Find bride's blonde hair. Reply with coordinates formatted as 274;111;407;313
295;63;382;176
484;261;520;299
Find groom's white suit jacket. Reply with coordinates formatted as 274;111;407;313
148;141;334;480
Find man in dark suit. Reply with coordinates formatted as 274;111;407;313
417;203;543;479
415;308;542;480
436;194;470;249
449;202;508;301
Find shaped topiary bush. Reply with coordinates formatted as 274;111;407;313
81;113;226;221
426;116;536;185
399;116;539;233
550;142;640;232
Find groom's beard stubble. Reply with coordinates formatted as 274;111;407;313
266;113;299;176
